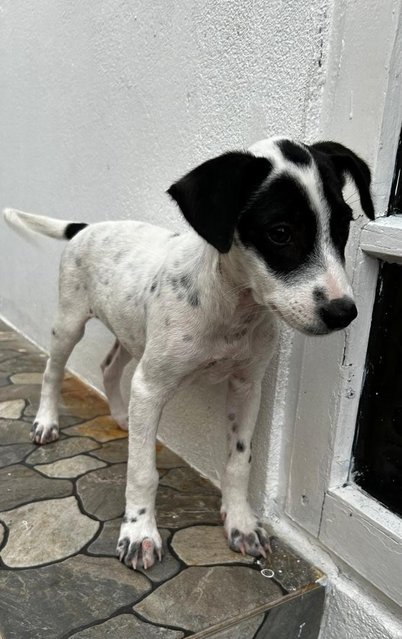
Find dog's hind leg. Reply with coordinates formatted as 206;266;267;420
31;304;88;445
101;339;132;430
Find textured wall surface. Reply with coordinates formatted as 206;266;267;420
0;0;328;489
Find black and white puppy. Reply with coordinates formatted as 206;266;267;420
3;137;374;570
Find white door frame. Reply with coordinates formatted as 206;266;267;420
283;0;402;607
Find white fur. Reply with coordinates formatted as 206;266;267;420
4;207;74;239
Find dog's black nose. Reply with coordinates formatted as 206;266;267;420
320;297;358;330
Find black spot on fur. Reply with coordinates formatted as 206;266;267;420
104;355;112;366
277;139;312;166
236;440;245;452
188;291;200;307
65;223;88;240
233;329;247;340
51;329;56;336
138;508;146;515
232;423;238;433
180;274;192;290
150;280;157;293
122;515;128;523
249;454;252;463
130;517;137;523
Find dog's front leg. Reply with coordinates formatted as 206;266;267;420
221;373;271;558
117;361;178;570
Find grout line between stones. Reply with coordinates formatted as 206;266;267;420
60;600;191;639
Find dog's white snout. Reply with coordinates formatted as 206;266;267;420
323;272;351;302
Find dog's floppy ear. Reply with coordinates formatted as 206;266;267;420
310;141;375;219
167;151;272;252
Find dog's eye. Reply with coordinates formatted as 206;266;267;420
266;224;293;245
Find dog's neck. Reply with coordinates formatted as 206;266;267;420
177;231;264;325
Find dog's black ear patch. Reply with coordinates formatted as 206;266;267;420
167;152;272;252
310;141;374;219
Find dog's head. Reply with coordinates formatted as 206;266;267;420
167;138;374;335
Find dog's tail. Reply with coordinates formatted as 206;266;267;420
3;208;88;241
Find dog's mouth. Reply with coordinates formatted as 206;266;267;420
268;302;332;336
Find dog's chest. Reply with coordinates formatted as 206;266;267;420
210;324;253;360
196;301;266;384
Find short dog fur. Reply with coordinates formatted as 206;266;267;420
3;137;374;570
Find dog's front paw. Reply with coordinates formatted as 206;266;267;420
223;506;271;559
30;419;59;445
117;516;162;570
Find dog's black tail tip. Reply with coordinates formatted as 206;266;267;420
64;223;89;240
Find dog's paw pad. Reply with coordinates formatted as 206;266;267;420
30;420;59;445
116;521;162;570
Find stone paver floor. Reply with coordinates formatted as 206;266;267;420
0;319;324;639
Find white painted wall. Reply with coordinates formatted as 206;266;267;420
0;0;328;489
1;1;401;637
